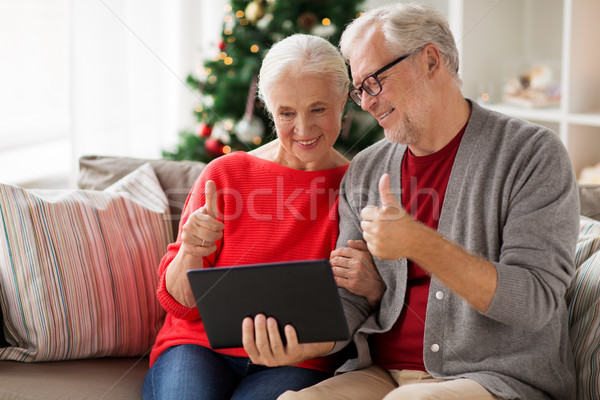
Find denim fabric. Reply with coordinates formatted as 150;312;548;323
143;344;330;400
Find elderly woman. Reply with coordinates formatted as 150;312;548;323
143;34;353;400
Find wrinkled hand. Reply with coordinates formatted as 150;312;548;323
166;180;224;307
360;174;412;260
242;315;334;367
180;180;224;258
331;240;385;309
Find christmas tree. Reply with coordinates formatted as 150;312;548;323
163;0;383;163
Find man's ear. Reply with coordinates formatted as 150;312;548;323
423;44;441;76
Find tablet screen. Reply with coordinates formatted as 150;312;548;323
186;259;349;349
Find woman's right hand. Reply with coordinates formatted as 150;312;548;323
330;240;386;310
165;180;225;307
180;180;224;258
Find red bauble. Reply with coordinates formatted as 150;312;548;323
205;137;225;155
197;123;213;137
218;41;226;51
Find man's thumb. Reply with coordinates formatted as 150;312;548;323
204;180;219;218
378;174;400;207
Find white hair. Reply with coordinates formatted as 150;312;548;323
340;3;460;82
258;34;349;115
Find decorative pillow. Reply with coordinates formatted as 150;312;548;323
566;216;600;400
0;294;5;348
0;163;172;362
77;155;206;238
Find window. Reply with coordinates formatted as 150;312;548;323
0;0;225;187
0;0;71;186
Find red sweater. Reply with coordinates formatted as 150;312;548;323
370;126;465;371
150;152;348;372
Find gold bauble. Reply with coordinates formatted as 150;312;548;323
245;0;265;24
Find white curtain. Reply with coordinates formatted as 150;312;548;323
0;0;225;187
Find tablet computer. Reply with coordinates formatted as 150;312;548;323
186;259;349;349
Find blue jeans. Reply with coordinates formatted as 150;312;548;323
143;344;331;400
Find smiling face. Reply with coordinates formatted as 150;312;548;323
270;73;346;171
349;29;434;146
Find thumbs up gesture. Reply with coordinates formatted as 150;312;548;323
360;174;410;260
166;180;225;307
181;180;225;258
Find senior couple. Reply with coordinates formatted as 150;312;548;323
144;4;579;400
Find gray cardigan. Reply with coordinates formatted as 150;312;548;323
334;101;579;400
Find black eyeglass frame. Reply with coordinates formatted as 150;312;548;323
348;46;424;106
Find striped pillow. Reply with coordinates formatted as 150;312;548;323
567;216;600;400
0;163;172;361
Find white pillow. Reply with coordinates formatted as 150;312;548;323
0;163;172;361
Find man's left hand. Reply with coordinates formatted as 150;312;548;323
360;174;414;260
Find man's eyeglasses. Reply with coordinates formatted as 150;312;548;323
348;47;424;107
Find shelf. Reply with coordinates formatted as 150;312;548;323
484;103;562;123
484;106;600;129
455;0;600;175
568;113;600;128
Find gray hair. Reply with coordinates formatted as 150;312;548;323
340;3;460;82
258;34;349;114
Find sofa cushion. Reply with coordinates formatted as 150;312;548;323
78;155;206;237
0;357;148;400
566;216;600;400
579;184;600;221
0;164;172;361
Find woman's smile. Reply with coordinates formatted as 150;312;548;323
295;136;322;148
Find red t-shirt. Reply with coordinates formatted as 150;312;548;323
370;125;466;371
149;152;348;373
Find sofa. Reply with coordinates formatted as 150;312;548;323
0;155;599;400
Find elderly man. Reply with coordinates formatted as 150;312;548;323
243;4;579;400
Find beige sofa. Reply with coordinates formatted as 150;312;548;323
0;156;205;400
0;155;599;400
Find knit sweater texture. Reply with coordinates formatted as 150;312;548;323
333;101;579;400
150;152;348;373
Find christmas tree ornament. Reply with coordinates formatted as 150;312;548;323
211;121;232;145
218;40;227;51
236;118;265;143
235;74;265;144
205;137;225;155
298;12;318;30
245;0;265;24
197;123;213;137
